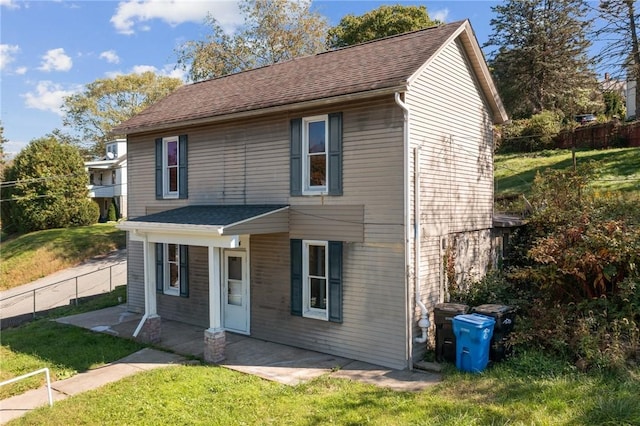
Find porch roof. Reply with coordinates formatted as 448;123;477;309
118;204;290;240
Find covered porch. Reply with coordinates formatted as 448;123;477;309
117;204;289;363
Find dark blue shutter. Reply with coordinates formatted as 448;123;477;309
290;239;302;316
290;119;302;196
179;245;189;297
178;135;188;199
155;138;163;199
328;241;343;323
328;113;343;196
155;243;164;293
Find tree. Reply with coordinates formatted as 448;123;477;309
0;136;99;234
326;4;441;48
486;0;597;119
594;1;640;113
62;72;183;156
176;0;328;82
603;90;627;118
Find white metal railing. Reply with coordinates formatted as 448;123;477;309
0;367;53;406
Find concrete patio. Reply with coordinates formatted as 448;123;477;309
55;305;442;391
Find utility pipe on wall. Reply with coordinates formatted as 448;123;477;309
394;93;430;346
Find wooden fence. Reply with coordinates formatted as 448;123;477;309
554;120;640;149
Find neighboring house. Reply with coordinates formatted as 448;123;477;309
85;139;128;220
114;20;508;370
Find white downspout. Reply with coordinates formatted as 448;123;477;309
395;92;430;346
133;234;151;338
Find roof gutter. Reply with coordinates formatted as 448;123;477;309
115;85;406;136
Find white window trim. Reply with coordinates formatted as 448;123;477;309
302;115;328;196
163;243;180;296
162;136;179;199
302;240;329;321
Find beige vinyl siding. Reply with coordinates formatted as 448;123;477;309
223;208;289;235
157;246;209;327
125;97;409;369
127;239;144;313
289;205;364;242
406;39;495;361
250;233;408;370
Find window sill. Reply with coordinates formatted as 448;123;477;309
302;310;328;321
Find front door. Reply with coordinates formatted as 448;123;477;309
223;251;249;334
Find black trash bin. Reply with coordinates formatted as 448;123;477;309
471;304;516;362
434;302;469;362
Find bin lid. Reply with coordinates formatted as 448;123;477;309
452;313;495;328
472;304;513;315
434;303;469;313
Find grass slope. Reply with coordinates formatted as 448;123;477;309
0;223;125;290
495;147;640;197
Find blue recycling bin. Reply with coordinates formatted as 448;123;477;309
452;313;496;373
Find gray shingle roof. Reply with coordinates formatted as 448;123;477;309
114;21;467;134
132;205;288;226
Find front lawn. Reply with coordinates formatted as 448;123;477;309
9;350;639;425
0;286;144;399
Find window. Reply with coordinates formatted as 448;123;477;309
155;243;189;297
290;113;342;196
291;239;342;322
164;243;180;295
303;241;327;319
155;135;188;200
303;116;328;193
111;170;116;185
89;173;94;185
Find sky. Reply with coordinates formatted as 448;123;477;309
1;0;501;157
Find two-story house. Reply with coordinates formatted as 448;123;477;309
85;139;128;220
115;20;508;370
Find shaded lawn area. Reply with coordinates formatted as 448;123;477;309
495;147;640;197
7;350;640;425
0;223;125;290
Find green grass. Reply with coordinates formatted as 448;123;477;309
0;286;144;399
0;223;125;290
8;350;639;425
495;147;640;198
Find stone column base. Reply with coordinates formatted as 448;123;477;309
204;329;226;363
137;315;161;344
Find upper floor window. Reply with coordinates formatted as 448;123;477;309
303;116;328;193
155;135;188;200
290;113;342;197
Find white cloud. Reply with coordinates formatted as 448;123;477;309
433;8;449;23
106;64;186;80
99;49;120;64
0;44;20;71
0;0;20;9
110;0;242;35
38;48;73;72
15;66;27;75
22;81;79;115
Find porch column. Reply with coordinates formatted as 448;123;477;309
134;238;161;344
204;245;225;363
